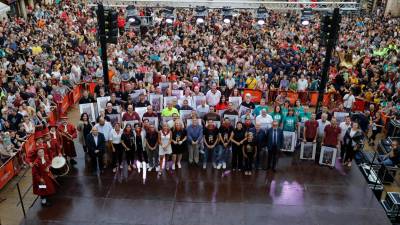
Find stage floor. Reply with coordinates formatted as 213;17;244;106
21;149;391;225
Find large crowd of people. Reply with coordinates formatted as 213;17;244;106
0;1;399;205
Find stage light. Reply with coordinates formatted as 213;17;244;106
301;8;313;26
222;7;233;24
126;5;141;26
256;6;268;26
195;6;207;24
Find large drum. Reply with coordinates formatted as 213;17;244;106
51;156;69;177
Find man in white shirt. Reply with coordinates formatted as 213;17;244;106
339;116;352;159
94;117;113;168
256;109;273;129
317;113;331;140
196;99;210;118
297;74;308;91
206;83;221;106
343;90;355;112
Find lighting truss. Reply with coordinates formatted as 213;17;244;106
89;0;360;11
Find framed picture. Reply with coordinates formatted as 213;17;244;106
334;112;349;124
187;118;203;127
135;107;147;120
129;89;146;103
163;96;177;107
108;114;121;127
149;94;163;112
300;142;316;160
143;117;159;129
79;103;96;122
218;109;226;118
171;90;183;99
224;114;239;127
124;120;139;129
96;96;111;116
162;116;175;125
113;105;121;113
206;120;221;128
282;131;296;152
319;146;337;167
180;110;193;123
159;82;170;94
239;105;252;117
229;96;242;110
193;95;206;109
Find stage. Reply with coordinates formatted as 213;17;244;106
21;149;391;225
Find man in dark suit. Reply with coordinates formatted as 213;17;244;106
86;127;106;174
266;120;284;172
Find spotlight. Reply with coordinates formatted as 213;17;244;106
195;6;207;24
256;6;268;26
163;7;175;24
222;7;233;24
301;8;313;26
126;5;141;26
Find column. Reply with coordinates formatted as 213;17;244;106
385;0;400;17
19;0;27;20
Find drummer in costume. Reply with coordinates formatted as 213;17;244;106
48;123;63;160
28;134;49;166
57;115;78;164
32;147;57;206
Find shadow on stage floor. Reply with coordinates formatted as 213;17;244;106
20;149;391;225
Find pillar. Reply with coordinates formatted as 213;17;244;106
19;0;27;20
385;0;400;17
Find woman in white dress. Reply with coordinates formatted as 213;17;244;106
158;123;172;175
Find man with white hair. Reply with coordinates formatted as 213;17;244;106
241;93;255;109
205;83;221;106
256;109;273;129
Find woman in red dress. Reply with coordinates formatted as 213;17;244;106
48;123;63;160
32;148;57;206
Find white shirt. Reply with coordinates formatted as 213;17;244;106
297;79;308;91
343;94;355;109
110;129;122;144
339;122;351;141
95;122;113;140
256;114;273;129
93;135;98;146
317;119;331;137
205;89;221;106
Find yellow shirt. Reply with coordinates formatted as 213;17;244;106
246;77;257;89
32;46;43;55
161;107;179;117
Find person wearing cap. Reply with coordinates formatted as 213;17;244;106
57;115;78;164
32;148;56;207
48;122;63;160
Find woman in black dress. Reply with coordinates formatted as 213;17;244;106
77;113;93;153
343;122;364;167
230;121;246;171
171;121;187;170
242;132;257;175
121;124;135;171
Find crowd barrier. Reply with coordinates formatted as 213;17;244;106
0;84;83;190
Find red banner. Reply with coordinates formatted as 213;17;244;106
48;110;56;124
89;82;96;95
23;135;35;162
61;96;70;114
0;159;15;190
72;85;82;103
242;89;263;103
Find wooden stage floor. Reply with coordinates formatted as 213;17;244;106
20;149;391;225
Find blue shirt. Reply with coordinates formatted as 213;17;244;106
187;124;203;142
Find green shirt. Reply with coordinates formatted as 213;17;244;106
253;105;269;116
161;107;179;117
298;112;311;126
281;107;288;117
283;116;297;132
294;106;304;116
270;112;283;124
